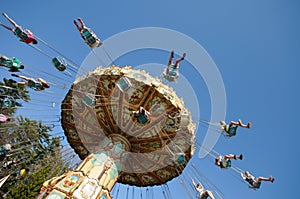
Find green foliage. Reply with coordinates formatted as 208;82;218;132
0;78;30;101
0;117;67;198
0;78;30;115
0;78;69;198
5;162;66;199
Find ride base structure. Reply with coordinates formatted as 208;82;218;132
37;152;117;199
36;66;196;199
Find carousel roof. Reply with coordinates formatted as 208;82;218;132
61;66;196;186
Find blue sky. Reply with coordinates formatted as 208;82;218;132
1;0;299;198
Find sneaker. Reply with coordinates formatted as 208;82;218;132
247;122;252;128
11;74;19;77
171;51;174;58
181;53;186;60
270;176;275;183
239;154;243;160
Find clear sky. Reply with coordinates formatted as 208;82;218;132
1;0;299;198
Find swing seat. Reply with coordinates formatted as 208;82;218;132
168;65;178;76
1;96;14;107
82;29;93;39
52;57;66;71
0;147;10;155
249;181;261;189
28;79;43;90
226;125;237;137
176;153;185;164
82;29;102;48
87;36;96;45
14;27;28;41
136;114;149;124
82;94;97;107
1;58;20;69
163;65;179;82
0;57;16;68
2;60;11;67
2;101;13;107
14;27;23;36
226;159;232;168
116;77;131;92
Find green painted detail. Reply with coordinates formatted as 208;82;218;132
92;153;108;166
109;164;118;179
51;57;66;71
14;27;28;41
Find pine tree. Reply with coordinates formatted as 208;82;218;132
0;78;29;116
0;117;68;198
0;78;30;101
0;79;67;198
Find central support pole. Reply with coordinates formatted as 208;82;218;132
36;136;130;199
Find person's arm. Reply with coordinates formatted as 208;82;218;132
192;179;197;190
145;110;151;117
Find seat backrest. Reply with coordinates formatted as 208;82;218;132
249;182;261;190
87;36;96;45
82;29;92;39
177;154;185;164
82;95;96;107
2;100;12;107
14;27;28;41
14;27;23;36
225;125;237;137
117;77;131;92
52;57;66;71
168;65;178;76
137;114;149;124
226;159;232;168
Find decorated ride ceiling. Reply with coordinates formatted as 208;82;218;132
61;66;196;186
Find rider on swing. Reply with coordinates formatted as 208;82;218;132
220;119;251;137
73;18;102;48
0;54;24;72
1;13;37;45
163;50;186;81
215;153;243;169
241;170;275;190
132;106;151;124
192;179;215;199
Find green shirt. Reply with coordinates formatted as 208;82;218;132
0;57;21;71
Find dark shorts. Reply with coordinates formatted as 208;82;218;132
226;125;237;136
246;177;261;189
